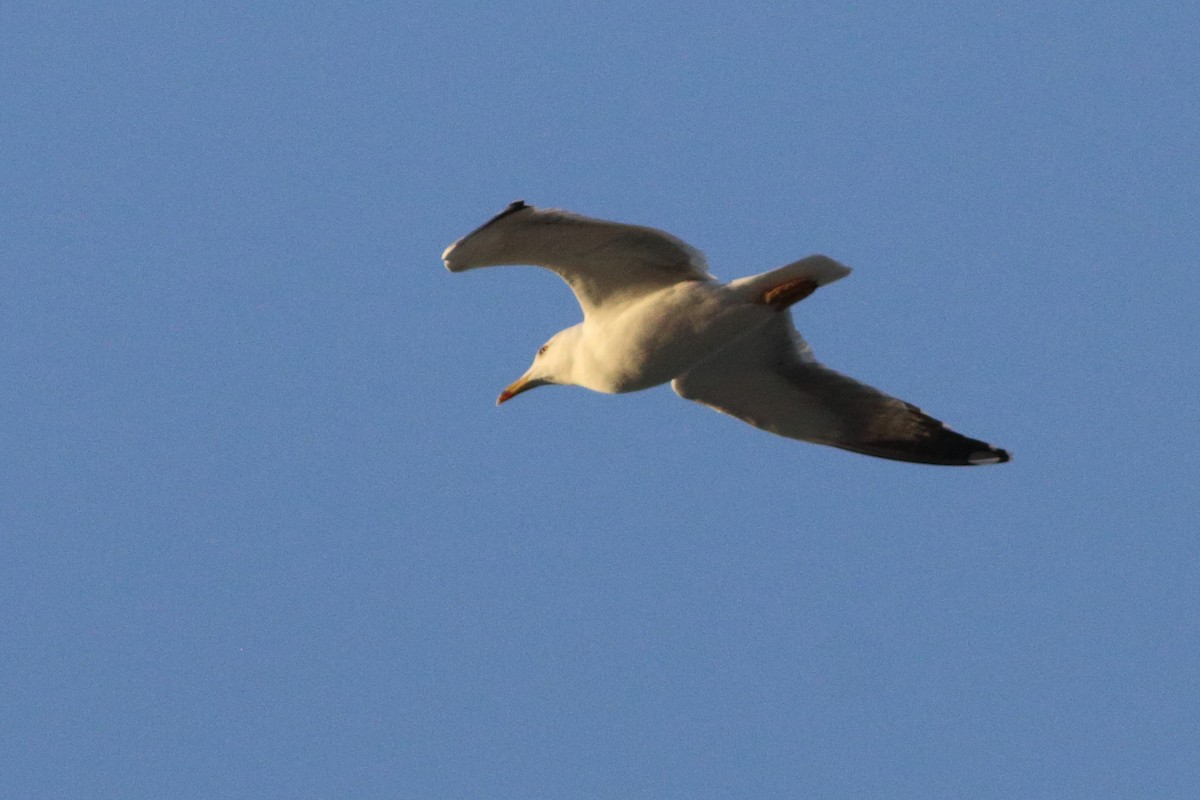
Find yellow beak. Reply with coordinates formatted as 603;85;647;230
497;374;539;405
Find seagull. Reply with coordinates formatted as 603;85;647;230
443;201;1009;466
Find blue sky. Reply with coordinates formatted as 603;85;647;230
3;2;1198;797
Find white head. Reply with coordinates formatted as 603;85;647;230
496;325;583;405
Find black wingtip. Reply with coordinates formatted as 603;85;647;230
450;201;533;249
483;200;528;226
837;408;1013;466
967;446;1011;466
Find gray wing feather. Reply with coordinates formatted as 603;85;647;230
672;316;1009;466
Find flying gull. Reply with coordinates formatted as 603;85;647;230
442;201;1009;466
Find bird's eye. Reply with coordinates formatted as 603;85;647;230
538;344;550;356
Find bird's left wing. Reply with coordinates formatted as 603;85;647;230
442;201;713;317
672;315;1010;466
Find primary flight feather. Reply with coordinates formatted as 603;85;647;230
443;201;1009;466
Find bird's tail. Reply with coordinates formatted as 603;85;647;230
728;255;852;304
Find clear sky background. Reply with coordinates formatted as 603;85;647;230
3;2;1198;798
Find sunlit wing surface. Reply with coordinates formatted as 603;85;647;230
442;201;713;316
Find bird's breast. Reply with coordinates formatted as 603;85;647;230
578;282;770;394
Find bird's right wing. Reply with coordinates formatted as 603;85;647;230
442;201;713;317
672;315;1010;466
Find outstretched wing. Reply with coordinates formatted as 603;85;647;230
442;201;713;317
671;315;1010;466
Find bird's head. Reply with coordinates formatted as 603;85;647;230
496;326;581;405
